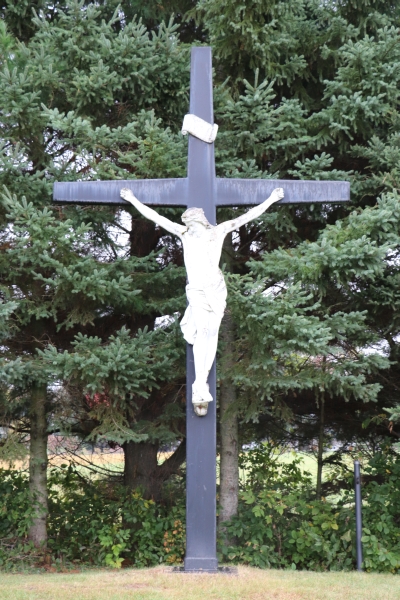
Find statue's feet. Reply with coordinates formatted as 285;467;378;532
192;381;213;417
193;402;208;416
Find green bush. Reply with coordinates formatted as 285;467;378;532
0;468;38;570
220;444;400;573
1;446;399;572
358;450;400;572
47;466;185;568
0;465;185;571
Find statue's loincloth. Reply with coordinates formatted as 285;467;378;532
180;276;227;345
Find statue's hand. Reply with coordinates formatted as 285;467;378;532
120;188;136;202
271;188;284;202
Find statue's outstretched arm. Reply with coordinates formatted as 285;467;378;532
120;188;186;238
216;188;284;236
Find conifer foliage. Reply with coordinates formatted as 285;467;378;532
0;0;190;546
203;0;400;448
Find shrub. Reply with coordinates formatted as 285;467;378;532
220;444;400;573
47;465;185;568
1;445;399;572
0;465;185;571
0;468;41;570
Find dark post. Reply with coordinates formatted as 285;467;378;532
184;47;218;573
354;460;363;571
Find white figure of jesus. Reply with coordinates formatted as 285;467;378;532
120;187;284;416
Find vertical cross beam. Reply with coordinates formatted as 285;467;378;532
184;47;218;573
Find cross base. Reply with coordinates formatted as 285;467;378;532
184;557;218;572
172;564;238;575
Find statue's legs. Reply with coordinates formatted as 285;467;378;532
191;307;220;415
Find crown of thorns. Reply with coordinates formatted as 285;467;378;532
181;207;212;228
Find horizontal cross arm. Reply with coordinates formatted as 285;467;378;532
53;178;188;207
215;179;350;206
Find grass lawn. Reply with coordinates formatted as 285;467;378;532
0;566;398;600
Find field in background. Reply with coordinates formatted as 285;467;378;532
0;566;397;600
0;445;337;485
0;434;184;474
0;448;125;475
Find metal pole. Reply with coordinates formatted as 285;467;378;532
354;460;363;571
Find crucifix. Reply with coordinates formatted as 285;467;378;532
54;47;349;572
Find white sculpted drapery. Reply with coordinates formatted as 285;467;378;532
120;187;284;416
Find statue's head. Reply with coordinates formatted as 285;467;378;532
181;207;212;229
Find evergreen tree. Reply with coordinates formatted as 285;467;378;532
193;0;400;525
0;1;191;545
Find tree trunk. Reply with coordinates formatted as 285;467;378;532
29;383;48;548
219;232;239;538
219;309;239;532
316;390;325;501
123;439;186;502
123;440;158;498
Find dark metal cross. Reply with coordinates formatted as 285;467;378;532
54;47;349;573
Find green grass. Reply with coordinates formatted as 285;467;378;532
237;450;322;488
0;566;397;600
277;450;319;476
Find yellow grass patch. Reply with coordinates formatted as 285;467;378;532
0;450;175;473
